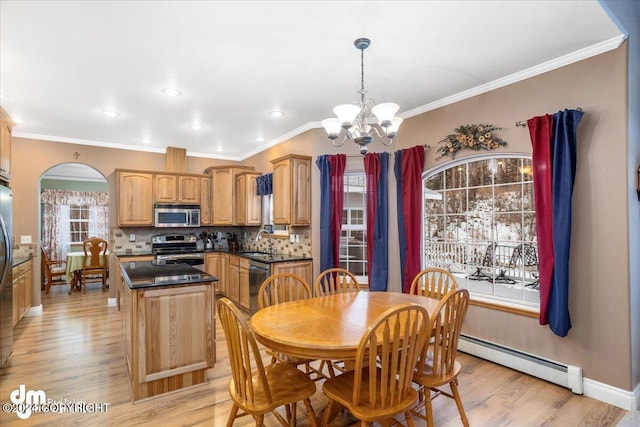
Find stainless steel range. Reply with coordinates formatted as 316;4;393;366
151;233;205;268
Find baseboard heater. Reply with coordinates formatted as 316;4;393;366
458;335;584;394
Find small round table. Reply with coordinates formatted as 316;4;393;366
250;291;440;361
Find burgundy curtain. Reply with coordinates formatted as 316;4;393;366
328;155;346;268
394;145;425;293
528;115;555;325
364;152;389;291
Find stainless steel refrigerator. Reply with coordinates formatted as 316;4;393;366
0;184;12;366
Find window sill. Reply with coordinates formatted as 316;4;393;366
470;296;539;318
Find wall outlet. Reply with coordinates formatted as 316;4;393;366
129;233;136;242
289;234;296;243
20;235;32;244
295;234;300;243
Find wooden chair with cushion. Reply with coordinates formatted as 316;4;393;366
411;289;470;427
409;267;458;300
313;267;360;297
258;273;329;381
216;297;318;427
321;303;430;427
41;244;67;294
80;237;109;293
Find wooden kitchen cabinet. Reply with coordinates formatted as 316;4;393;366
236;172;262;226
178;175;200;204
271;154;311;226
271;259;312;287
0;107;14;182
238;257;250;310
228;255;240;303
205;252;228;295
120;278;215;402
154;174;177;203
12;259;33;327
154;174;200;204
226;254;249;310
116;170;154;226
206;165;254;225
200;176;212;225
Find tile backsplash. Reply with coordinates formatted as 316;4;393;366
111;226;311;258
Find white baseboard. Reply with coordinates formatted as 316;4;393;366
25;304;43;317
582;379;640;411
459;335;637;410
107;297;116;307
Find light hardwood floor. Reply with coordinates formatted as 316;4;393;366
0;283;627;426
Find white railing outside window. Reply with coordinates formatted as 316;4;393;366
423;155;540;309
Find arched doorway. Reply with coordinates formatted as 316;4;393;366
39;163;108;292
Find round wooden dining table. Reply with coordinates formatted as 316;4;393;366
250;291;440;361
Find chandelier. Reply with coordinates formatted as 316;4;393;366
321;38;403;155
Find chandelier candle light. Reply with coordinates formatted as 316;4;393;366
322;38;403;155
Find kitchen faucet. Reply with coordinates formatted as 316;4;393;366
256;229;275;256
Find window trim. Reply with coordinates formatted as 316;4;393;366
423;152;540;315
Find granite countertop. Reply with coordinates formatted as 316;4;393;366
115;249;311;263
120;260;218;289
12;254;33;267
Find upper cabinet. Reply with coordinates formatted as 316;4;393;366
206;165;254;225
271;154;311;226
236;172;262;226
200;176;212;226
0;107;14;183
117;170;154;226
154;174;200;204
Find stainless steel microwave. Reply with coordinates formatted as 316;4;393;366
154;204;200;228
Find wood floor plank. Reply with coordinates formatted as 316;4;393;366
0;283;628;426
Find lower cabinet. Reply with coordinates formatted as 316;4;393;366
120;279;216;402
207;253;311;312
205;252;229;295
12;259;33;327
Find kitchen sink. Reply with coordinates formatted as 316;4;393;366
239;251;270;256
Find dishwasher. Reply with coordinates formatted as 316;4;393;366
248;260;270;314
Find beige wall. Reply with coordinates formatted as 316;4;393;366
243;46;632;390
10;44;632;391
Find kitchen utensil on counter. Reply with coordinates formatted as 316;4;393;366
227;232;240;252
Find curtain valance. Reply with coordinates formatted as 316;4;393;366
41;189;109;206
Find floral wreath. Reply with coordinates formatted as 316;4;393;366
436;124;507;160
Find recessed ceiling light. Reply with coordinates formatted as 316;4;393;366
268;110;285;118
0;94;7;100
216;147;223;152
12;118;23;124
161;87;182;97
256;137;265;143
189;123;204;130
141;138;152;144
102;110;120;117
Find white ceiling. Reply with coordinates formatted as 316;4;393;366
0;1;624;161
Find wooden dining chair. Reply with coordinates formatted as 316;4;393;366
217;297;318;427
258;273;329;381
411;288;470;427
41;244;67;294
322;303;430;427
409;267;458;300
80;237;109;293
313;267;362;376
313;268;361;297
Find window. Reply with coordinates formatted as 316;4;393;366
341;173;368;282
423;155;539;309
69;205;90;244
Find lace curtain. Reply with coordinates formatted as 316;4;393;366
41;189;109;259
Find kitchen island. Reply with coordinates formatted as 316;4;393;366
119;260;218;402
